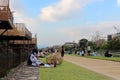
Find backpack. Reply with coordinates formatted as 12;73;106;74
27;54;32;65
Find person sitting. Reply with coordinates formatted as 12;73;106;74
91;50;97;56
28;49;56;68
104;50;112;57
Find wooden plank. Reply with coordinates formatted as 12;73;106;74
0;23;32;40
10;38;37;45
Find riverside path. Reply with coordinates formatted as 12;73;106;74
64;55;120;80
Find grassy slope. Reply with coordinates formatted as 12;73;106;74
40;58;113;80
70;54;120;62
85;56;120;62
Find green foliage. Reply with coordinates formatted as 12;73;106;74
89;37;120;50
88;41;96;50
40;59;113;80
64;45;71;51
100;42;108;50
85;56;120;62
107;38;120;50
79;38;88;48
113;54;120;57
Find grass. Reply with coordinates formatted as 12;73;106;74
70;54;120;62
84;56;120;62
40;58;113;80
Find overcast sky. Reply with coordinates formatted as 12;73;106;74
8;0;120;47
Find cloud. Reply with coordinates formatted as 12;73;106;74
10;0;25;17
14;16;40;37
7;0;120;47
57;21;120;41
117;0;120;6
10;0;27;24
39;0;90;22
39;0;105;22
37;21;120;46
9;0;40;36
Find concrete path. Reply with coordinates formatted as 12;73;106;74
0;62;39;80
64;55;120;80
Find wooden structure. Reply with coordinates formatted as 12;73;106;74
10;37;37;49
0;0;38;78
11;37;37;45
0;0;14;29
0;23;32;40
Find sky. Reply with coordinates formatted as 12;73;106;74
7;0;120;47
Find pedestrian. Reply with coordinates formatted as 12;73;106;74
61;46;65;57
91;50;97;56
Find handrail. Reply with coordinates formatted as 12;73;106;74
14;23;32;38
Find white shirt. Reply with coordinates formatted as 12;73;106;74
30;53;40;66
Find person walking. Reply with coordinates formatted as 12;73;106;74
61;46;65;57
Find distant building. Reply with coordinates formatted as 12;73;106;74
64;42;77;47
107;35;112;41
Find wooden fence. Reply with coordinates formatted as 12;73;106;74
0;23;32;40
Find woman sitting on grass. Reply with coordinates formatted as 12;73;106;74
28;49;56;68
104;50;112;57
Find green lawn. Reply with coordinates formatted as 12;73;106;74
84;56;120;62
70;54;120;62
40;58;113;80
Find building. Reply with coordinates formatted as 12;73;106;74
64;42;78;47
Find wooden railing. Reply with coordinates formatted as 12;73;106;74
14;23;32;39
0;23;32;40
10;38;37;45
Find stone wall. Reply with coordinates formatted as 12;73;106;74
0;47;28;77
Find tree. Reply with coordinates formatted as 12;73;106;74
100;42;108;49
107;37;120;50
91;31;102;42
78;38;88;49
91;31;106;50
64;45;71;51
87;41;96;50
95;39;106;48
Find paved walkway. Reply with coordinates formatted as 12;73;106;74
0;62;39;80
64;55;120;80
